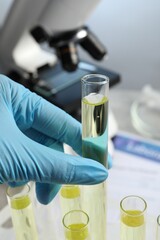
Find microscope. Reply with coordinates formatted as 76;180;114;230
0;0;120;119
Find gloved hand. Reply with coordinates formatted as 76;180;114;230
0;74;111;204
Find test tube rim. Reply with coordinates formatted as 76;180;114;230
62;210;89;231
157;215;160;226
81;74;109;85
6;183;31;199
120;195;147;216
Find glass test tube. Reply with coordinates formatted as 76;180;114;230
7;184;38;240
81;74;109;240
60;185;81;216
63;210;90;240
120;195;147;240
156;215;160;240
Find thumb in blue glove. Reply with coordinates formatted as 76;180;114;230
0;75;110;204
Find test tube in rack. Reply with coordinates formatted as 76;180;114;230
7;184;38;240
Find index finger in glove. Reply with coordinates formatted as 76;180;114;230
36;153;112;205
5;76;82;155
0;135;108;186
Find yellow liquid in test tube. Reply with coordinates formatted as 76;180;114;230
10;196;38;240
82;95;108;167
60;185;81;216
82;94;108;240
65;223;89;240
120;210;145;240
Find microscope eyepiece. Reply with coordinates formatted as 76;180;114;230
80;28;107;60
56;43;79;72
31;26;107;72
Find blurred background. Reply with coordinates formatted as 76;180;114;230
81;0;160;89
0;1;160;239
1;0;160;90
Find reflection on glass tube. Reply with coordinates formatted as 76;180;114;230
7;184;38;240
120;195;147;240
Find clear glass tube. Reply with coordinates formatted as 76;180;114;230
62;210;90;240
6;184;38;240
60;185;81;216
81;74;109;240
120;195;147;240
156;215;160;240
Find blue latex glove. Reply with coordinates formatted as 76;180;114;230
0;74;111;204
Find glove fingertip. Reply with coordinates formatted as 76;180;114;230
36;182;61;205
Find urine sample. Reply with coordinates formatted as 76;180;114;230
156;215;160;240
80;182;107;240
81;74;109;240
81;74;109;168
120;195;147;240
63;210;90;240
60;185;81;217
7;184;38;240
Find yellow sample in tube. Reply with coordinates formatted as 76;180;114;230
120;196;147;240
82;93;108;240
80;181;107;240
60;185;81;216
7;185;38;240
65;223;89;240
81;74;109;240
121;210;145;240
63;210;90;240
82;95;108;167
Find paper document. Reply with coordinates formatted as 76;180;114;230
107;132;160;239
1;131;160;240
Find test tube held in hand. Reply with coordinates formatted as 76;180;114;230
7;184;38;240
81;74;109;240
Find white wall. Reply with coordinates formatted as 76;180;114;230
82;0;160;89
0;0;13;28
